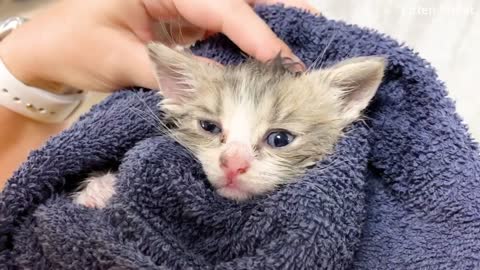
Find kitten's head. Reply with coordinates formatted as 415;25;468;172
148;43;385;201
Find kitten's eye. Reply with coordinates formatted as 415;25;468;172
199;120;222;135
265;130;295;148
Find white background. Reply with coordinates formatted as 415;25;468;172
311;0;480;141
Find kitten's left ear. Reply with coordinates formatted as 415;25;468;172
325;56;386;123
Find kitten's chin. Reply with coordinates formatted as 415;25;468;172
216;186;253;201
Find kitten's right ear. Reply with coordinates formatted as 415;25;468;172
147;42;218;103
324;56;386;123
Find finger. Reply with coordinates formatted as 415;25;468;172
143;0;305;69
142;0;207;46
142;0;179;20
217;1;305;67
116;0;156;42
123;40;159;90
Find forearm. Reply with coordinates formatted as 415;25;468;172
0;36;67;188
0;106;65;188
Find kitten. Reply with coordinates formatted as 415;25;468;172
73;43;385;207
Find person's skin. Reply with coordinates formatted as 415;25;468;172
0;0;317;187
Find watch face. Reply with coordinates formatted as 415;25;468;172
0;17;27;41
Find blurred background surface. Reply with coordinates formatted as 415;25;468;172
1;0;479;141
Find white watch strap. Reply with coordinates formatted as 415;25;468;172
0;58;84;123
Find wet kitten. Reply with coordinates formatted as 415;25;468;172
73;43;385;206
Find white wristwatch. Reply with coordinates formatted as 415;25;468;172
0;17;85;123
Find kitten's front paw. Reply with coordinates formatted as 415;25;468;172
72;173;117;209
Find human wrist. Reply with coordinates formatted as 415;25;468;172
0;36;65;94
0;28;86;124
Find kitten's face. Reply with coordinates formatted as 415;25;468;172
148;43;385;201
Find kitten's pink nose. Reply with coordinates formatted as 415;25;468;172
219;142;252;184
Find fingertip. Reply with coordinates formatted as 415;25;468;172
253;39;305;71
128;41;159;90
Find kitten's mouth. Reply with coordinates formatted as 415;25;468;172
213;178;252;201
216;185;252;201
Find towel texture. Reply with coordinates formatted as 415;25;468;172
1;5;479;270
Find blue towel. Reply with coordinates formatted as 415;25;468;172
1;5;479;269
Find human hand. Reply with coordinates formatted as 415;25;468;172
0;0;317;93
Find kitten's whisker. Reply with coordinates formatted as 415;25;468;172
307;30;338;72
129;108;168;135
318;117;344;125
169;21;175;44
158;21;175;46
318;30;338;70
131;91;166;128
127;107;163;132
128;91;188;148
313;156;346;174
128;98;197;160
176;19;186;45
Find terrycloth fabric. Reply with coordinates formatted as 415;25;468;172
1;5;480;269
